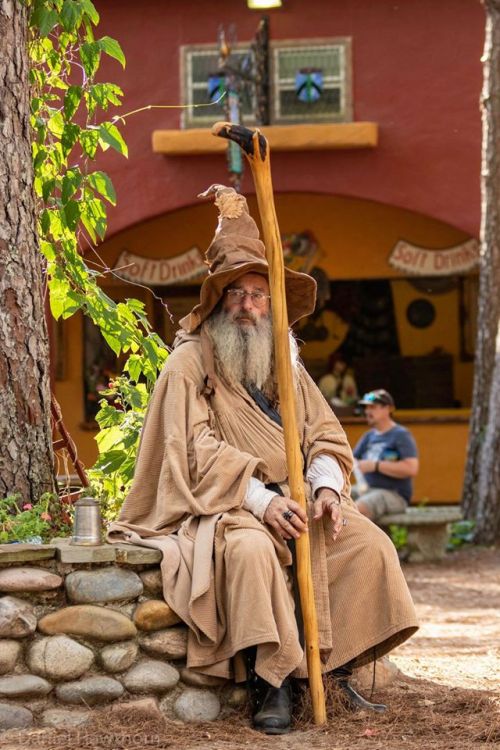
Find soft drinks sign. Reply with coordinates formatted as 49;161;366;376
388;239;479;276
113;247;206;285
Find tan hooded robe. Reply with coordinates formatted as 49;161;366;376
109;331;418;687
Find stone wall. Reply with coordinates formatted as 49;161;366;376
0;541;246;731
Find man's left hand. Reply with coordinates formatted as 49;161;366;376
357;459;376;474
313;488;345;541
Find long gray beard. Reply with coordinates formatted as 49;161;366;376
205;309;299;398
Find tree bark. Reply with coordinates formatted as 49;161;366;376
0;1;54;501
477;328;500;541
462;0;500;543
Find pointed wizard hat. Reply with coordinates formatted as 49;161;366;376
179;184;317;333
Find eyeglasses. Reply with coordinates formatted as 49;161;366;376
225;289;271;308
362;392;379;403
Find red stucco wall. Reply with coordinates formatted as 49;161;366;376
94;0;484;239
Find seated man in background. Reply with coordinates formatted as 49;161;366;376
352;390;419;522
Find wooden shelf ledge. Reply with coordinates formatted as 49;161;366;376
152;122;378;156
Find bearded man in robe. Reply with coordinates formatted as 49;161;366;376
109;185;418;735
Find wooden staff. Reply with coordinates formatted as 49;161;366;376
212;121;326;725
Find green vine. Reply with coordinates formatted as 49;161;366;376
28;0;169;513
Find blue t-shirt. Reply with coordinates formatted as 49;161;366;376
353;424;418;503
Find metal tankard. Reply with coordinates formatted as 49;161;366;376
71;496;102;546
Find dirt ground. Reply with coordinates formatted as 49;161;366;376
1;545;499;750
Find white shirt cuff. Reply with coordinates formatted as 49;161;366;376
306;454;344;497
244;477;277;521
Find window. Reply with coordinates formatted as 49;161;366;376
181;43;256;129
180;37;352;128
271;38;352;124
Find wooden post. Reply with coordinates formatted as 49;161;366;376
212;121;327;725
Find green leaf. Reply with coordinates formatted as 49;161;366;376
116;302;137;326
128;382;149;409
82;16;95;43
63;200;81;231
81;198;107;242
35;119;48;147
60;0;84;31
97;36;125;68
86;82;123;116
94;402;124;428
50;142;66;171
122;429;140;449
39;240;57;262
61;122;80;155
79;129;99;158
99;122;128;157
80;0;99;24
101;330;122;356
95;425;125;452
47;48;63;75
124;355;142;383
29;68;46;87
49;276;81;320
86;170;116;205
47;110;65;138
93;449;128;474
61;169;83;203
32;7;59;37
33;146;47;171
31;97;42;115
126;298;146;313
142;338;159;370
41;209;50;235
46;209;65;240
63;85;82;120
58;31;73;54
42;178;56;202
80;41;101;78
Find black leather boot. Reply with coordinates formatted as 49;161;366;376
245;647;293;734
252;678;293;734
330;663;387;713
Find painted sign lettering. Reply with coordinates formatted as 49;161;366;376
113;247;206;285
388;239;479;276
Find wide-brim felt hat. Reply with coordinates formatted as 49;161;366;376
179;184;317;333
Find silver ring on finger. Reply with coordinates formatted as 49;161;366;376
342;518;348;526
282;510;294;522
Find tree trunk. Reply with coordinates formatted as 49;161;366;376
477;328;500;541
462;0;500;543
0;1;54;502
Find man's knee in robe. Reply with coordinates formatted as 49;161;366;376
361;521;400;571
332;513;399;571
225;528;277;569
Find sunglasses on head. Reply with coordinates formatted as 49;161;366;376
362;392;380;403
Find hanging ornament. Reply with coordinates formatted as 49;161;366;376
207;74;226;104
295;68;323;103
